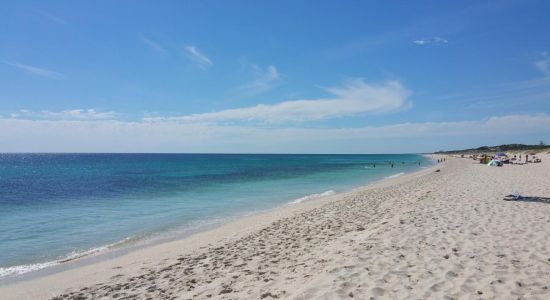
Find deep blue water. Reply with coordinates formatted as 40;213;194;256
0;153;430;278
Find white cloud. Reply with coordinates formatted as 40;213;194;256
183;46;213;69
4;61;61;79
42;109;119;120
235;64;282;96
151;79;411;124
9;109;118;120
413;37;448;45
535;52;550;77
0;114;548;153
141;37;168;55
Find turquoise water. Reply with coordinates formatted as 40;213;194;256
0;153;430;278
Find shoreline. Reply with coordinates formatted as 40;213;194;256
0;156;438;290
7;154;550;298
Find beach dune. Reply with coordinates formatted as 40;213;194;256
2;154;550;299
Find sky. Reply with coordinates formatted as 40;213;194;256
1;0;549;153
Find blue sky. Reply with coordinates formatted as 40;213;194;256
1;0;549;153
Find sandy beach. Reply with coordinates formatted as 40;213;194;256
2;153;550;299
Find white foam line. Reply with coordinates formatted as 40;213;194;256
288;190;336;205
385;172;405;179
0;237;134;279
0;261;59;278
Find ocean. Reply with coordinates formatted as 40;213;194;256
0;153;431;279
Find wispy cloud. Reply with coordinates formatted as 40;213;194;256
42;109;119;120
325;2;513;60
413;40;428;45
146;78;411;124
413;37;448;45
141;36;168;55
440;54;550;109
35;9;68;26
235;64;282;96
535;52;550;77
9;109;119;120
183;46;213;69
4;61;61;79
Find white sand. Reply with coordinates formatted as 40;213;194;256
2;153;550;299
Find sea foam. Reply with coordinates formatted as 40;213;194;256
288;190;336;205
385;172;405;179
0;238;131;279
0;260;59;278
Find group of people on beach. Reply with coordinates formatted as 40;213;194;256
467;152;543;165
370;161;424;168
